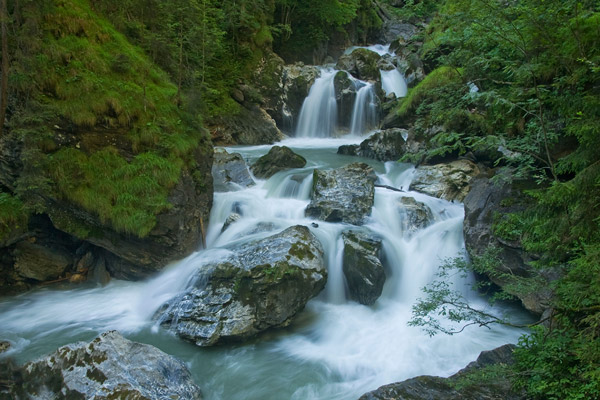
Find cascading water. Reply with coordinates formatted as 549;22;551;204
0;46;528;399
349;82;377;136
295;69;338;138
380;69;408;98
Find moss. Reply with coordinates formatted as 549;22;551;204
288;241;316;261
396;66;462;118
0;193;29;242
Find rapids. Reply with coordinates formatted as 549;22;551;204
0;46;528;399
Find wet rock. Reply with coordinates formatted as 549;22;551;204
0;341;9;353
221;213;242;233
463;174;554;315
336;48;382;81
14;241;73;281
359;344;525;400
7;331;202;400
212;148;255;192
397;197;434;236
306;163;376;225
342;229;385;305
337;128;415;162
409;160;480;202
334;71;358;130
380;21;418;44
209;105;284;145
156;225;326;346
251;146;307;179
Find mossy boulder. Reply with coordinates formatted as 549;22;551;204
156;225;326;346
3;331;202;399
251;146;307;179
409;160;480;202
336;48;382;81
342;229;386;305
306;163;376;225
337;128;418;162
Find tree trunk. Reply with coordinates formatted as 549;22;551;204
0;0;8;134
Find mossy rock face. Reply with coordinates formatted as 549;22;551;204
7;331;202;399
250;146;307;179
336;48;382;81
155;225;326;346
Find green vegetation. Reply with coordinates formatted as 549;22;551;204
404;0;600;398
0;192;28;241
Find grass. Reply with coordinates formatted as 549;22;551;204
0;193;29;242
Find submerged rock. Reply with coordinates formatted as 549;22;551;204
342;229;386;305
6;331;202;399
409;160;480;202
397;197;434;236
250;146;307;179
306;163;376;225
360;344;525;400
221;213;242;233
212;148;255;192
157;225;326;346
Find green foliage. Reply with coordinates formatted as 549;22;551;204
48;148;181;237
0;192;28;241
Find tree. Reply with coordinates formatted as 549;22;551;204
0;0;8;134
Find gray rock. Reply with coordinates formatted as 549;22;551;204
463;174;554;315
409;160;480;202
14;241;72;281
306;163;376;225
221;213;242;233
359;344;525;400
342;229;385;305
251;146;307;179
334;71;358;130
337;128;412;162
8;331;202;399
282;63;320;131
157;225;326;346
212;148;255;192
209;105;284;145
381;21;418;44
397;197;434;236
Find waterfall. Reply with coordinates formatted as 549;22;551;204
380;69;408;98
349;82;377;136
295;69;338;138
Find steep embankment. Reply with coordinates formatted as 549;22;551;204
0;0;213;292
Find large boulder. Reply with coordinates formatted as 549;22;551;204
342;229;386;305
337;128;417;162
209;105;284;146
306;163;376;225
212;148;255;192
463;174;554;315
409;160;480;202
397;196;434;236
336;48;382;81
4;331;202;399
13;240;73;281
359;344;525;400
250;146;307;179
156;225;326;346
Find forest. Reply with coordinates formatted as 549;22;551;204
0;0;599;398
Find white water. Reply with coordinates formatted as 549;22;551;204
349;82;378;135
296;68;338;138
381;69;408;98
0;47;527;398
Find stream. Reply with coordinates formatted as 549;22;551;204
0;46;528;399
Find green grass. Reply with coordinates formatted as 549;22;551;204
0;193;29;242
396;66;462;118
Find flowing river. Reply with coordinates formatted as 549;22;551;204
0;53;528;399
